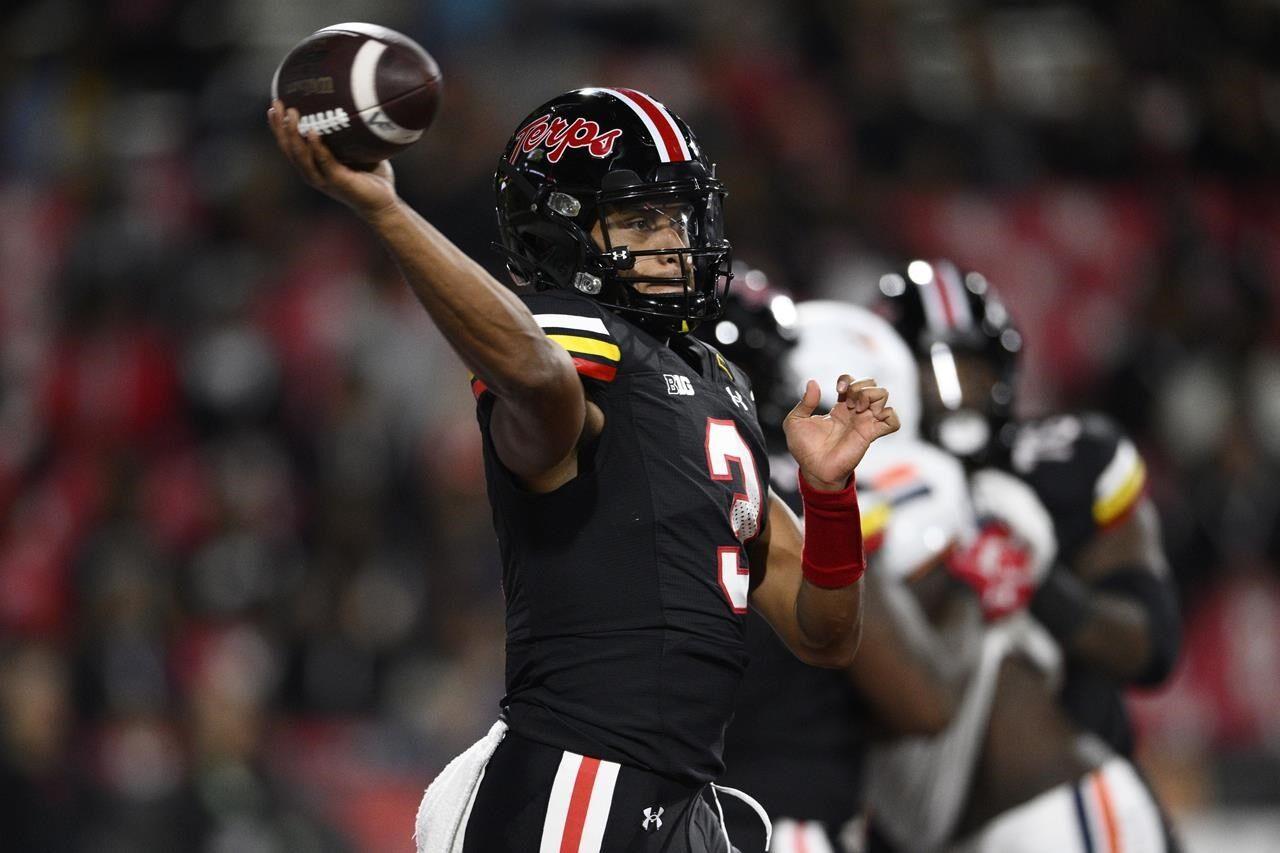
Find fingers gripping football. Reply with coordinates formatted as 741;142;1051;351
784;376;900;490
268;100;398;219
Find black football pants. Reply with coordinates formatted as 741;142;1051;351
461;728;741;852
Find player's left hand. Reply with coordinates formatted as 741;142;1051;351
784;375;899;491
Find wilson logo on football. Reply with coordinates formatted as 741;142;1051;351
510;113;623;163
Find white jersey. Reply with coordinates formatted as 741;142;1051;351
861;452;1062;853
857;436;974;583
865;614;1060;853
950;757;1169;853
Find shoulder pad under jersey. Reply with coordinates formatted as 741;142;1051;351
857;439;975;583
1010;413;1147;558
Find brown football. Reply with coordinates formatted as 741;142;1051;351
271;22;441;166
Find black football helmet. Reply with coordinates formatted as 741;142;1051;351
877;259;1023;467
495;88;732;335
694;263;798;451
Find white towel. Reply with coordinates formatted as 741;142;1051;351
414;720;508;853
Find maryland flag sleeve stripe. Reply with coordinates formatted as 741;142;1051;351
1093;439;1147;527
529;313;620;380
468;310;619;399
533;313;610;335
469;353;617;400
572;357;618;382
547;334;622;363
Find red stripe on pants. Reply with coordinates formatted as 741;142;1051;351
560;756;601;853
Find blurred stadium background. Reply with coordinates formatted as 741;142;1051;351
2;0;1278;850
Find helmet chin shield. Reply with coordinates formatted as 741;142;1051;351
935;409;992;457
589;182;732;331
920;339;1014;466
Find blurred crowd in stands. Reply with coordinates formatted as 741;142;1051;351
1;0;1278;849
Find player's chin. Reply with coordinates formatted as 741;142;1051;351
629;274;693;295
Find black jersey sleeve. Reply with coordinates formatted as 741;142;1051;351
467;289;622;400
1010;413;1148;562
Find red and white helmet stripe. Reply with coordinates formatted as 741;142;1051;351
597;87;692;162
915;259;974;334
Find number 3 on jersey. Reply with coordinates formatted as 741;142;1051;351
705;418;763;613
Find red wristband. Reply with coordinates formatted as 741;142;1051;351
798;473;866;589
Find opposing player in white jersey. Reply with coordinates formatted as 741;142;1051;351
863;261;1180;853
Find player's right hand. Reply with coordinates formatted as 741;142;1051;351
268;100;399;221
947;521;1037;621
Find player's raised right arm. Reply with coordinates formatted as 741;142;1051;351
268;103;588;484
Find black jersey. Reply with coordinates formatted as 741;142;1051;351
720;458;891;835
1008;413;1152;754
720;612;869;834
1010;414;1148;565
473;289;770;785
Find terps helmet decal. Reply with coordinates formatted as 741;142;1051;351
510;113;624;163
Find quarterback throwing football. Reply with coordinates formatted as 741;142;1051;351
269;87;898;852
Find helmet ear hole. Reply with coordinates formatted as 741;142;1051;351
515;221;585;289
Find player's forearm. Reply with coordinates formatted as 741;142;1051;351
794;580;862;667
365;199;572;398
1031;568;1179;683
858;571;979;734
792;475;867;667
1060;502;1181;684
1066;594;1154;680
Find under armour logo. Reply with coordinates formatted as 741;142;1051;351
725;386;748;411
641;806;664;831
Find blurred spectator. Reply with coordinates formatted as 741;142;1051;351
0;642;81;851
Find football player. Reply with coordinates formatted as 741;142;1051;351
866;537;1179;853
269;88;899;853
712;285;1179;852
878;259;1180;758
869;259;1182;850
705;286;983;852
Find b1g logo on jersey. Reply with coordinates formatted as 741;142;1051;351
665;374;695;396
510;113;623;163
